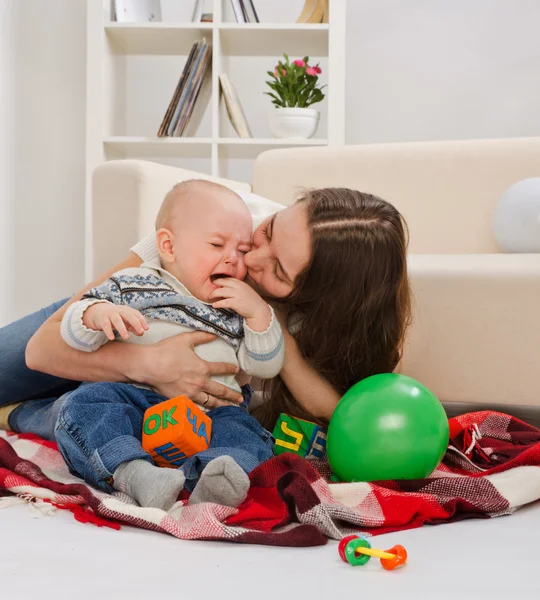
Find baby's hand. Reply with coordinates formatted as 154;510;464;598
83;302;149;341
210;278;271;332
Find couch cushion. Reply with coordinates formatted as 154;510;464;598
252;138;540;254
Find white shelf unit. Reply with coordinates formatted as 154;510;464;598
86;0;346;278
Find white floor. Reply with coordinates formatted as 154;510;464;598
2;502;540;600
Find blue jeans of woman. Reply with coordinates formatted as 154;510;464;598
55;382;273;493
0;298;78;438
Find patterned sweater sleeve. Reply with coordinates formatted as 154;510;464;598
60;277;124;353
237;306;285;378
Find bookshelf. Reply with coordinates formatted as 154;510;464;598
86;0;346;275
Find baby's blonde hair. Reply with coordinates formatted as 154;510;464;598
156;179;243;230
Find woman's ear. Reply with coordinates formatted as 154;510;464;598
156;228;175;263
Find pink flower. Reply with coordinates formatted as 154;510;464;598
313;65;322;74
294;59;306;67
273;69;278;77
306;67;318;76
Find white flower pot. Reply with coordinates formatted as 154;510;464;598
269;107;320;139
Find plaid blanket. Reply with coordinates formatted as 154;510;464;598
1;410;540;547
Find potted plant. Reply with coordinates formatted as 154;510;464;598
265;54;325;139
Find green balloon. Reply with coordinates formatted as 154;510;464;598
327;373;449;482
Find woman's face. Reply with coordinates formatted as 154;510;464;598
245;202;312;299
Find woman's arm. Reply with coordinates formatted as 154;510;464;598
25;253;242;405
279;327;341;422
25;253;143;379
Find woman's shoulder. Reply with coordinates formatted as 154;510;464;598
130;232;159;263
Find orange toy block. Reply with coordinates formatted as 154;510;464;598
141;396;212;468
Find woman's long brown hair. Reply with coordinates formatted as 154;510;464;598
252;188;412;431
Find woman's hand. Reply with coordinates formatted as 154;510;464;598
136;331;243;409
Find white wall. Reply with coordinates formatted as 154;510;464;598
347;0;540;143
0;0;86;326
0;2;16;325
2;0;540;325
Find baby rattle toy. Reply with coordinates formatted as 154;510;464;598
338;535;408;570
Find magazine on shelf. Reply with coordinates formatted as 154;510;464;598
157;41;200;137
166;47;201;136
230;0;260;23
296;0;327;23
164;38;212;137
244;0;260;23
219;74;253;139
179;43;212;136
192;0;213;22
192;0;204;22
239;0;249;22
230;0;246;23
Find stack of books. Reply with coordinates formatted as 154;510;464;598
157;38;212;137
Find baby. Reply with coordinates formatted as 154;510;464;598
56;180;284;510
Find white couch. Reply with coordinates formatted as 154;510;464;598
91;138;540;412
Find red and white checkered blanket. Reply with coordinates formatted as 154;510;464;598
1;410;540;546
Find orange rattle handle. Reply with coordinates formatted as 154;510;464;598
380;545;408;570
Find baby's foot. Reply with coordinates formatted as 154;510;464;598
189;456;249;508
113;459;185;510
0;402;22;431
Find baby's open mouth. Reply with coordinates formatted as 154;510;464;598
210;274;232;283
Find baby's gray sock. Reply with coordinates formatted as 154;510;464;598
113;459;185;511
189;456;250;508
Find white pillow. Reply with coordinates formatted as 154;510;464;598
237;190;286;230
493;178;540;253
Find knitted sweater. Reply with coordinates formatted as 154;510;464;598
61;257;284;394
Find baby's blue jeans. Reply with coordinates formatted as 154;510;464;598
54;382;274;493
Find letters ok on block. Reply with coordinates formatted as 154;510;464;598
141;396;212;468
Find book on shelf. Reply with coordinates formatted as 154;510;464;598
230;0;259;23
192;0;203;23
219;74;253;139
113;0;161;22
192;0;213;23
244;0;260;23
296;0;328;24
157;38;212;138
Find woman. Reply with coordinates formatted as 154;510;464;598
0;188;411;436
